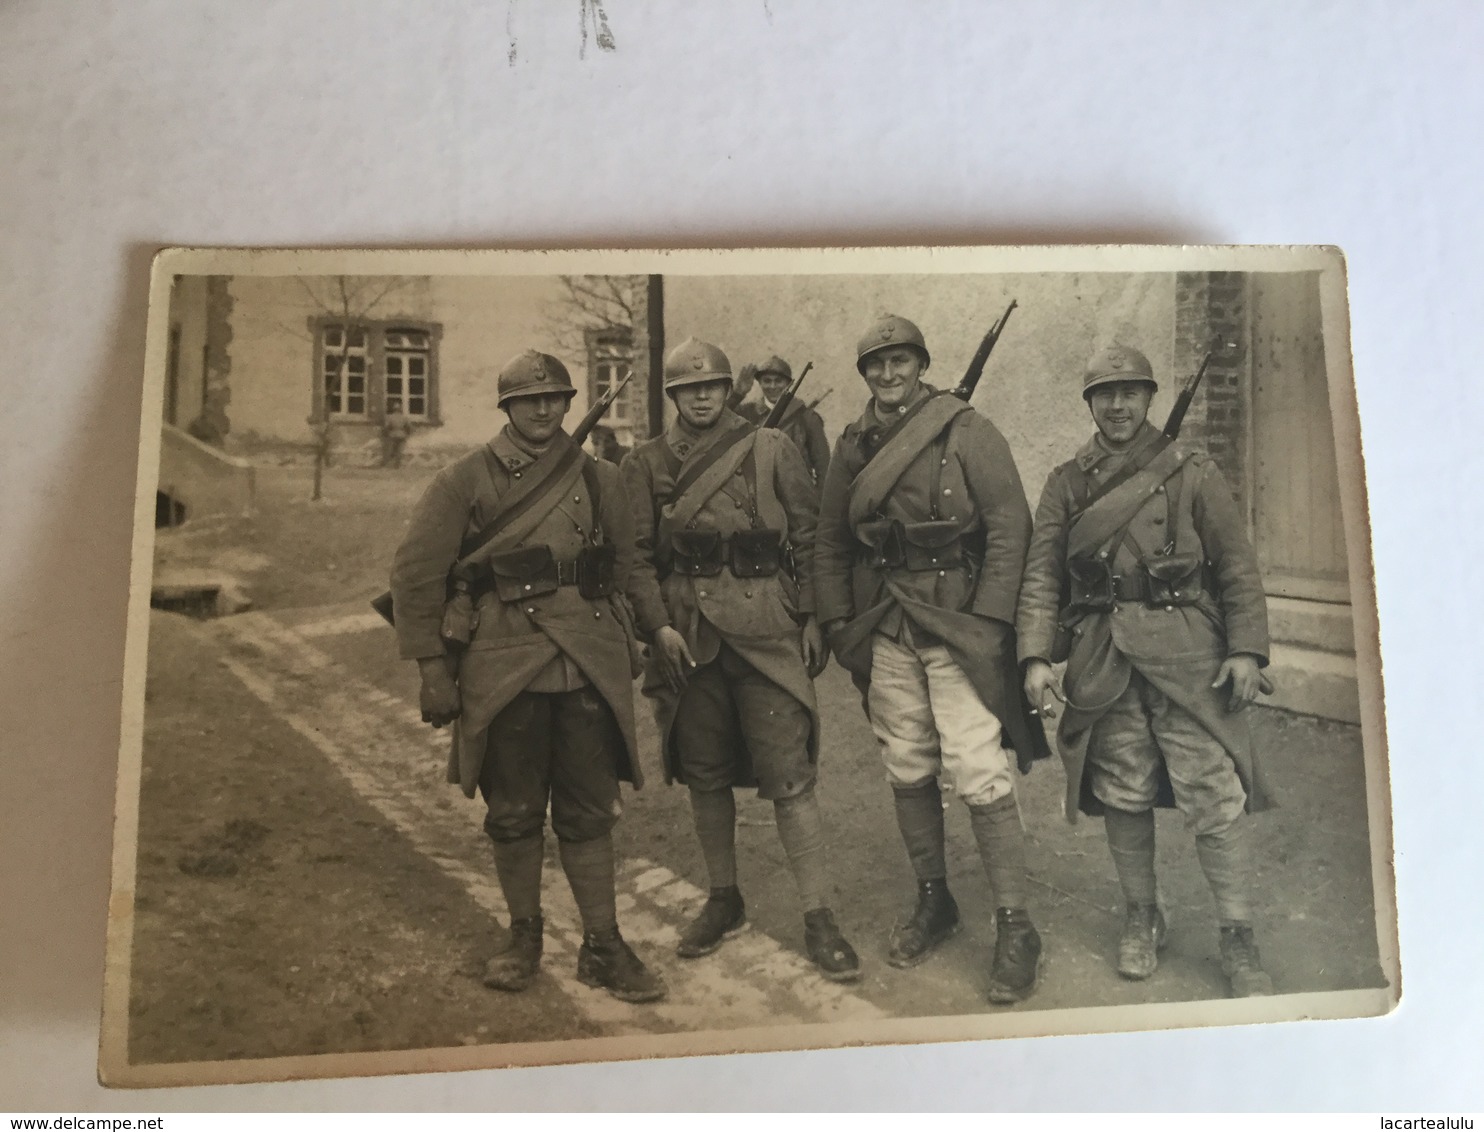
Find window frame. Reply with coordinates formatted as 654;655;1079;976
309;317;443;426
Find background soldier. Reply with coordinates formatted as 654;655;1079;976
815;314;1050;1005
735;355;832;485
1016;344;1275;997
621;336;861;982
389;350;665;1004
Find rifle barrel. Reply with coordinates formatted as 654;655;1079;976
953;299;1018;401
763;361;813;428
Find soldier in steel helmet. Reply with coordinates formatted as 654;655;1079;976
1016;343;1276;997
620;336;862;982
815;314;1050;1005
733;355;832;485
389;349;666;1004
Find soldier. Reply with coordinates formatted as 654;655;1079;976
389;350;666;1004
815;314;1049;1005
1016;344;1275;997
621;336;861;982
735;356;832;485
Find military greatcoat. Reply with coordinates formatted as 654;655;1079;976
814;383;1051;769
622;408;822;783
390;427;643;797
738;398;832;485
1015;421;1274;821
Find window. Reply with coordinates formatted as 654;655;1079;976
587;330;639;447
383;328;431;418
315;320;439;424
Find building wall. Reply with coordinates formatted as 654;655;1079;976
221;274;596;461
663;271;1179;498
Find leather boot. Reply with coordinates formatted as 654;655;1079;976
985;907;1042;1005
1219;923;1274;997
577;925;668;1003
804;908;862;983
676;885;747;959
1117;902;1167;981
482;915;543;992
887;878;961;968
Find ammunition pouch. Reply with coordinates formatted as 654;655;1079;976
856;518;907;570
729;527;783;578
669;528;725;577
902;520;964;571
1067;555;1116;612
576;541;616;600
439;581;479;649
1142;552;1204;607
487;546;560;603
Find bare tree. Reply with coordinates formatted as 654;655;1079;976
540;274;641;358
279;276;414;501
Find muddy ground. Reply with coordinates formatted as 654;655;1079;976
128;463;1389;1066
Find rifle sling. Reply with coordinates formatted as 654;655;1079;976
1069;433;1172;522
456;440;583;563
663;422;755;505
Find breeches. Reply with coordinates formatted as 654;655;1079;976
479;687;623;844
867;632;1014;806
672;642;814;800
1087;669;1246;834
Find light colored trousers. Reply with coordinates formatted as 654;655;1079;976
867;633;1015;806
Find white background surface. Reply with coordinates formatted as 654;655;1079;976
1;0;1479;1112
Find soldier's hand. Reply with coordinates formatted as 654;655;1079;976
418;657;462;728
800;616;827;678
733;362;757;402
1023;659;1066;719
654;625;697;693
1213;653;1264;712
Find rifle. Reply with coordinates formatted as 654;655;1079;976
762;361;814;428
1163;347;1215;440
369;371;634;626
950;299;1017;402
805;388;832;411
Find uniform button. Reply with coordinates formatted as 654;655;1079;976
523;584;532;591
525;607;535;615
942;488;952;496
594;611;602;619
513;471;522;479
940;458;948;466
574;496;582;503
698;590;707;598
1165;605;1174;612
1172;590;1181;598
1112;604;1121;613
1156;485;1165;493
745;590;753;598
1098;550;1109;560
938;570;946;577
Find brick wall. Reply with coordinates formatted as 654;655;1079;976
1173;270;1250;516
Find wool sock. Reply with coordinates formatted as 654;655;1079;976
968;793;1029;910
892;778;948;882
688;787;738;889
773;790;830;913
491;833;545;922
557;834;618;934
1104;807;1158;906
1196;813;1255;924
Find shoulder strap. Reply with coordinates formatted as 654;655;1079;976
581;456;604;541
665;422;754;505
456;439;582;560
1069;434;1171;522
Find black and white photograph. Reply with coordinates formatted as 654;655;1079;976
100;244;1395;1087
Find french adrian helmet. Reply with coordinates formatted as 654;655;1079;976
856;314;930;374
663;336;733;391
1082;344;1157;399
756;354;792;382
497;350;577;407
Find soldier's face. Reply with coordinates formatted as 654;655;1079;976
673;379;731;430
862;347;927;409
1088;381;1154;446
758;372;790;403
505;392;572;445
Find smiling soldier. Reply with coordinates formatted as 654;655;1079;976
1016;343;1276;997
621;336;861;982
815;314;1050;1005
389;349;666;1005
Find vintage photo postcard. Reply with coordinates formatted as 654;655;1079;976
101;245;1397;1088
